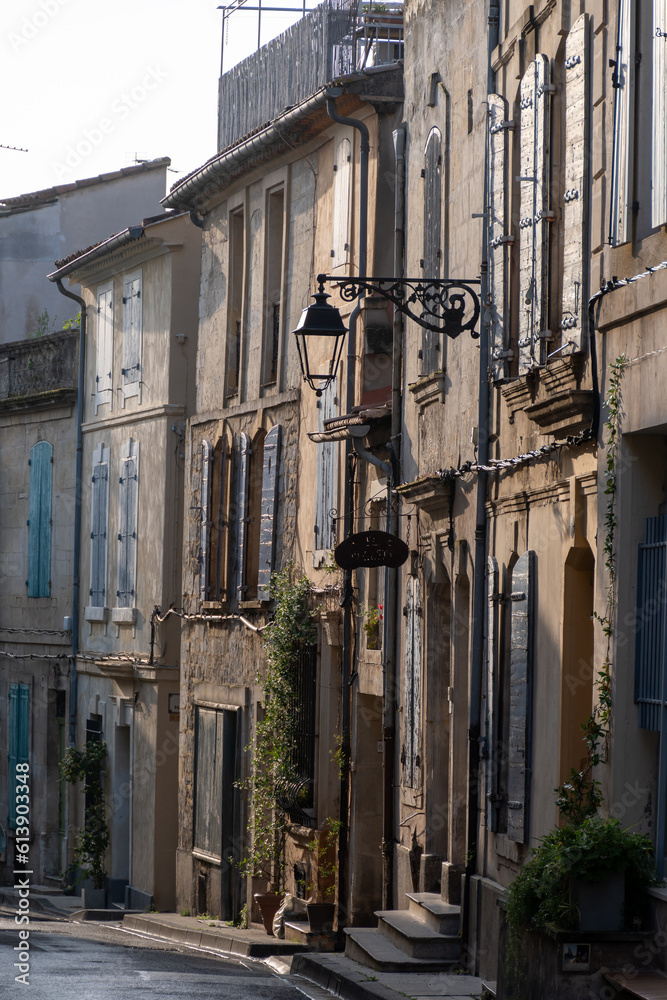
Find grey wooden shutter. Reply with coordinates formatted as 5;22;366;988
194;706;223;856
332;137;352;269
422;128;442;374
403;576;422;789
488;95;512;381
117;441;138;608
27;441;53;598
485;556;500;831
518;56;551;373
610;0;632;245
95;284;113;414
653;0;667;228
89;444;109;608
507;551;534;843
561;15;590;355
635;515;667;730
315;382;337;552
257;425;281;601
200;440;213;603
235;432;251;601
122;273;142;401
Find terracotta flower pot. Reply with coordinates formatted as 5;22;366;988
254;891;283;935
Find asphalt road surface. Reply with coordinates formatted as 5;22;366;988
0;914;331;999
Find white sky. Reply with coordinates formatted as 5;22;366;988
0;0;308;201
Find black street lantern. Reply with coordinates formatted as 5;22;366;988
293;282;348;395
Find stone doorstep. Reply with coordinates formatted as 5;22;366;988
406;893;461;936
375;910;460;960
284;918;338;951
345;927;460;973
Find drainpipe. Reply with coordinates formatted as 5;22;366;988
53;279;86;747
381;123;405;911
325;93;369;935
462;1;499;971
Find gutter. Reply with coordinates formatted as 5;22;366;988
47;226;145;282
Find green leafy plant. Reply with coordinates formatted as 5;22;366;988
360;603;383;649
63;310;81;330
60;741;110;890
181;908;191;917
236;565;317;891
30;308;51;338
307;817;341;902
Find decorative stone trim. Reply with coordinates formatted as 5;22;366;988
408;370;448;407
395;475;454;519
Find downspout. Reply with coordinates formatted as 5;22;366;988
325;93;369;935
462;0;499;970
381;123;405;910
53;279;86;747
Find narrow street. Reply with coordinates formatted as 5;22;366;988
0;915;329;999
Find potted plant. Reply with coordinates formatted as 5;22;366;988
237;566;317;934
306;818;340;933
60;740;110;909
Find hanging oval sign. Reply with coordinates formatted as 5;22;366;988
335;530;409;570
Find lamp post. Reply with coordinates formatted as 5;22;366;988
292;272;482;392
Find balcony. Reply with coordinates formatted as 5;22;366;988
0;330;78;409
218;0;404;150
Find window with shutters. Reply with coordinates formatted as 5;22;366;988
262;188;285;388
226;207;246;399
403;575;422;788
313;382;337;558
88;443;110;610
276;643;317;826
27;440;52;598
332;137;352;270
199;440;213;604
121;271;142;405
95;282;114;414
8;683;30;830
421;128;443;375
233;426;281;604
116;439;138;608
205;432;233;604
506;550;535;844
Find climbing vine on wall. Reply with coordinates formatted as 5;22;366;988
555;355;626;824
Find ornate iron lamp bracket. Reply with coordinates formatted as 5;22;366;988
316;273;482;338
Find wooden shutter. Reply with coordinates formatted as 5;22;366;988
518;56;551;373
488;95;512;381
315;382;337;553
89;444;109;608
27;441;53;598
403;576;422;789
507;551;534;843
332;137;352;269
635;516;667;730
235;432;252;601
257;425;281;601
200;441;213;603
122;272;142;403
117;440;138;608
422;128;443;374
610;0;632;245
8;683;30;830
653;0;667;228
485;556;500;831
95;284;113;414
561;15;590;355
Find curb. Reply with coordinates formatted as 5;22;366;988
122;914;308;959
292;953;407;1000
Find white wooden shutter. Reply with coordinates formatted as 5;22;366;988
95;284;113;414
314;381;337;554
235;432;251;601
122;271;142;404
332;137;352;269
488;95;512;380
117;439;138;608
653;0;667;228
561;15;590;354
257;424;281;601
610;0;632;245
89;443;110;608
485;556;500;831
518;56;551;373
403;576;422;789
507;551;535;844
200;440;213;603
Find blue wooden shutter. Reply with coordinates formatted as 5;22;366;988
8;683;30;830
122;273;142;400
403;576;422;789
27;441;53;598
90;445;109;607
235;433;251;601
635;515;667;730
507;551;535;843
200;441;213;603
257;425;281;601
422;128;442;374
117;441;138;608
488;95;512;381
315;382;337;552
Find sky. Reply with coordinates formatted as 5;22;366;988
0;0;309;201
